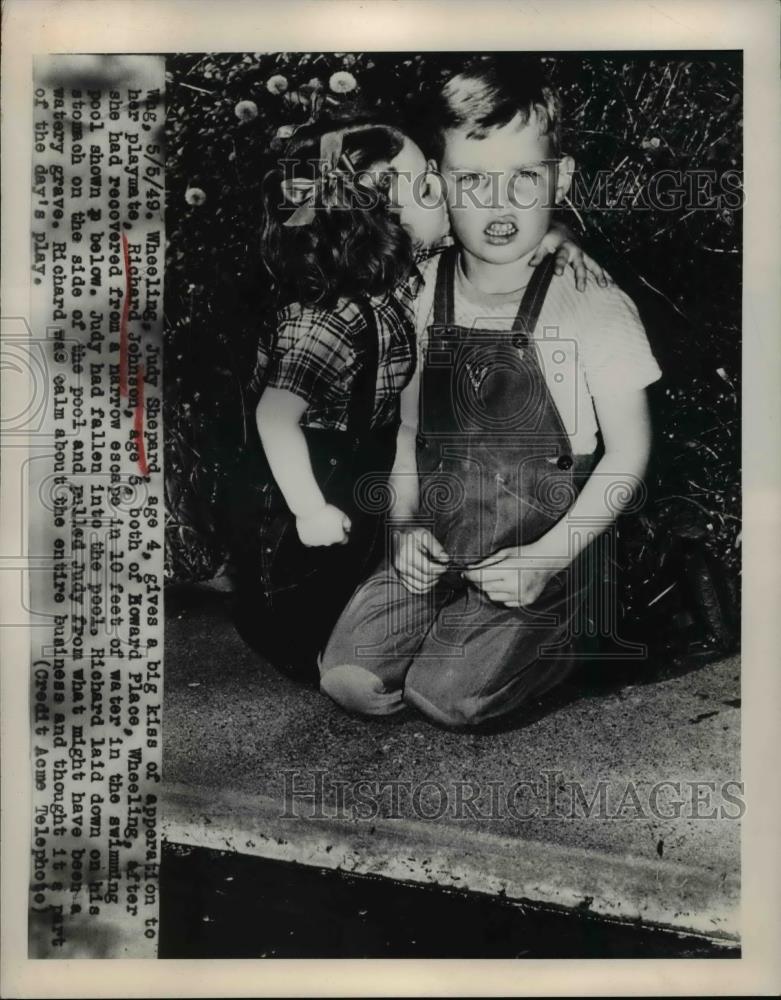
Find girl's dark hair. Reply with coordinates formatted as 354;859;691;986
261;111;416;308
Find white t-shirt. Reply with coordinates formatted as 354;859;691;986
402;250;662;454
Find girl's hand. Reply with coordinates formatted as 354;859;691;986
530;222;609;292
296;504;351;547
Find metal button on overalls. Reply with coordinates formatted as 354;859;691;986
511;332;529;350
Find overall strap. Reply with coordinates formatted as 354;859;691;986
431;246;459;328
432;246;555;335
511;253;556;336
345;298;380;440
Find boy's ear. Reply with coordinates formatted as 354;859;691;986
554;154;575;204
422;158;445;205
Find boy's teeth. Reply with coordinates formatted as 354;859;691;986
486;222;516;235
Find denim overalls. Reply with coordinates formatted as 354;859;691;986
418;247;586;574
321;249;596;726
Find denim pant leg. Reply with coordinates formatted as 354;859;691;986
320;562;448;715
403;583;579;728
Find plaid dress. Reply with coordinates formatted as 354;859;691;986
249;272;422;432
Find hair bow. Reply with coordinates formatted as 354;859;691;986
280;129;355;227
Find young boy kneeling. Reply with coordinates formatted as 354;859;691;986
320;57;662;728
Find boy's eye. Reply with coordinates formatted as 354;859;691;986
456;172;486;186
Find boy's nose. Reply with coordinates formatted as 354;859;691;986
493;173;522;212
497;176;514;210
471;172;512;211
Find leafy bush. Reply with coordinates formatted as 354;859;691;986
164;52;741;655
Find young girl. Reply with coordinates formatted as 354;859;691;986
229;111;601;684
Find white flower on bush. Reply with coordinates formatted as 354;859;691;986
266;74;289;95
329;71;357;94
275;124;296;140
185;186;206;206
234;99;259;122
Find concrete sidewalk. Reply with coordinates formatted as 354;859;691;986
162;586;741;943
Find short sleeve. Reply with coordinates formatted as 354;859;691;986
263;306;355;408
247;337;271;398
581;284;662;396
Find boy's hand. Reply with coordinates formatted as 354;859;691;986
392;527;449;594
296;504;351;547
530;224;609;292
464;542;565;608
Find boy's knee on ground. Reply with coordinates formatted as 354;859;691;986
321;565;407;664
404;681;488;728
320;662;404;717
403;662;490;727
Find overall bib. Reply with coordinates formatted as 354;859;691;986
321;250;595;726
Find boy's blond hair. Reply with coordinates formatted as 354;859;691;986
426;55;561;163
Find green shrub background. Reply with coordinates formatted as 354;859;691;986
164;52;741;655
